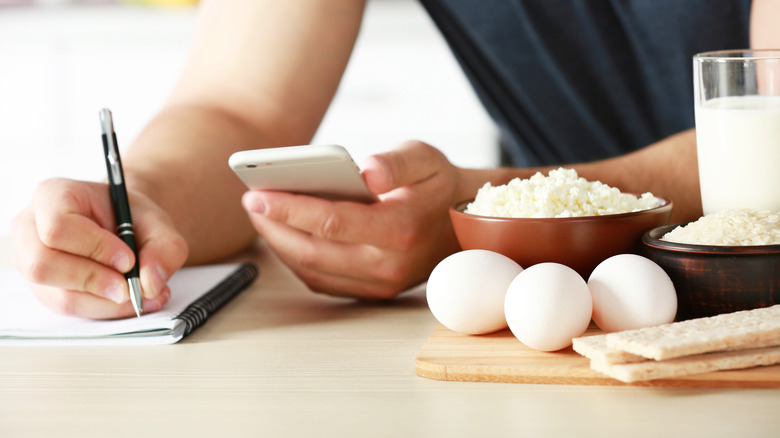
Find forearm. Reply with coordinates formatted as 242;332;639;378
457;129;701;223
575;129;700;222
122;105;271;265
117;0;365;264
751;0;780;49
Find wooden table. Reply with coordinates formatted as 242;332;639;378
1;236;778;437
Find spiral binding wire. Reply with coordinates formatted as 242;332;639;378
177;263;259;337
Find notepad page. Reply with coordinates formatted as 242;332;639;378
0;264;241;343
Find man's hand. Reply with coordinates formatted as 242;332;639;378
241;140;462;299
12;178;189;319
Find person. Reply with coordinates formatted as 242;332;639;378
11;0;778;319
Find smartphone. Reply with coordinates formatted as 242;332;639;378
228;144;377;203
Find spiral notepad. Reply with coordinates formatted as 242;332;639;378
0;263;258;346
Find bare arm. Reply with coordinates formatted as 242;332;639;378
194;2;779;299
124;0;367;264
751;0;780;49
17;0;769;314
12;0;368;318
458;129;701;223
459;1;780;225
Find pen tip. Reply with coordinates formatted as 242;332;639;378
128;277;143;318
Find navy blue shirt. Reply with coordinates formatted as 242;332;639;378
420;0;751;166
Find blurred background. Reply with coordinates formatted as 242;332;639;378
0;0;497;238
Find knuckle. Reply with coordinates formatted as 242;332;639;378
19;249;53;284
291;247;319;271
34;178;59;196
387;217;421;251
297;272;324;292
317;212;344;239
170;235;190;262
369;260;408;293
399;139;427;150
157;233;190;264
13;245;56;284
45;291;78;316
87;238;111;263
79;269;101;295
36;216;67;248
392;226;419;252
262;199;289;222
420;141;445;160
400;139;439;159
367;284;402;301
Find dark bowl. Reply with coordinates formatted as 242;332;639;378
449;196;672;278
641;223;780;321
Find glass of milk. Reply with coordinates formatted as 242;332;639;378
694;49;780;215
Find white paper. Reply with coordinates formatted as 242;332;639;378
0;264;242;346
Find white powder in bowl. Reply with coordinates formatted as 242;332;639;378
465;168;660;218
662;209;780;246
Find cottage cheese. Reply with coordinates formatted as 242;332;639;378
662;209;780;246
465;168;660;218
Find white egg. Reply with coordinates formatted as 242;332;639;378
504;263;592;351
588;254;677;332
426;250;524;335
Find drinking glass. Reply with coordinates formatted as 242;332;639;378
693;49;780;215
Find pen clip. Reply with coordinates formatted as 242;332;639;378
99;108;124;185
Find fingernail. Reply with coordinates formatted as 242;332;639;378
141;264;169;299
105;282;128;304
368;155;394;189
243;193;266;214
110;252;132;272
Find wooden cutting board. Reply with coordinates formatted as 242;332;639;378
415;324;780;388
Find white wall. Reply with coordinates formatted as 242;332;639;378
0;0;497;237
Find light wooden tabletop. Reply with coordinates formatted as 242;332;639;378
1;235;778;438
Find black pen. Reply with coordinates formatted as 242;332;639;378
99;108;143;317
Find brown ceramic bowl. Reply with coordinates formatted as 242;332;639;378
641;224;780;321
449;196;672;278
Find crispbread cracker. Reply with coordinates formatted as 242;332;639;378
591;345;780;383
605;305;780;361
571;334;646;365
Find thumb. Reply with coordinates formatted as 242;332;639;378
361;140;449;195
